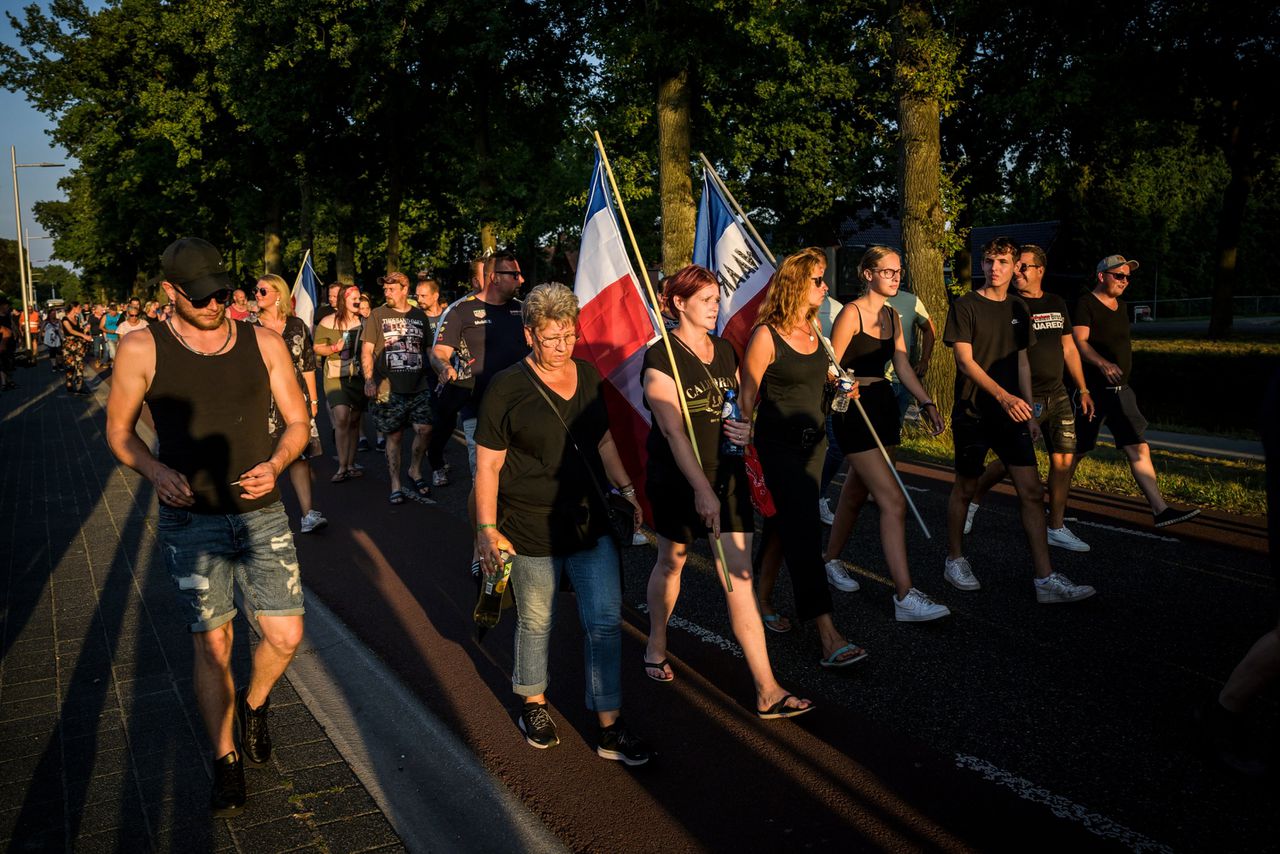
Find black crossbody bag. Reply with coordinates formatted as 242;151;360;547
520;361;636;547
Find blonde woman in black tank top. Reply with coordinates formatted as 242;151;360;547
821;248;950;623
740;248;867;668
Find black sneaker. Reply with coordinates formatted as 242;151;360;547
518;702;560;749
376;437;386;453
210;750;246;816
596;718;652;766
235;687;272;764
1154;507;1201;528
357;436;372;452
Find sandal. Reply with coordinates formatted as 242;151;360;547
818;643;868;669
408;476;431;498
762;612;792;634
331;469;352;483
757;694;815;720
388;490;407;505
643;659;674;683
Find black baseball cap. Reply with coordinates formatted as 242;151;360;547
160;237;232;299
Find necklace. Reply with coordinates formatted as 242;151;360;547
167;318;233;356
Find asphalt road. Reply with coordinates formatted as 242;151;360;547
286;420;1277;853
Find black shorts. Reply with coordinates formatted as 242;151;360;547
1074;385;1148;453
1032;391;1076;455
833;381;901;454
648;462;754;544
951;408;1036;479
371;388;434;433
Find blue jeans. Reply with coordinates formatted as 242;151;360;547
462;414;478;475
509;536;621;711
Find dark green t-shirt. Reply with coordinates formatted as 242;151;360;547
1072;292;1132;388
474;359;611;557
943;290;1034;418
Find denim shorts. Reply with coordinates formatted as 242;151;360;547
157;502;305;632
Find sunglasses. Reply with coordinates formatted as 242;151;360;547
1106;271;1131;282
1017;263;1043;273
810;276;826;287
175;286;231;308
257;287;272;297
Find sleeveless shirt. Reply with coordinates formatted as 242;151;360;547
839;304;896;378
755;326;828;450
145;320;279;514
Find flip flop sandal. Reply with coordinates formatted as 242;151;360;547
643;659;674;683
331;469;352;483
762;613;792;634
757;694;816;720
388;490;407;505
818;643;869;669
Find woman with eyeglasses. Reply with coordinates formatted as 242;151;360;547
820;246;950;623
739;248;867;669
313;285;367;482
473;283;652;765
254;274;326;534
640;264;814;718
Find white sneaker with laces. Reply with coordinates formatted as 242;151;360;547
818;498;835;526
824;559;860;592
300;510;327;534
894;588;951;622
1035;572;1096;604
963;502;980;535
1047;525;1091;552
943;556;981;591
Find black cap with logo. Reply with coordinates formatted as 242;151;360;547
160;238;232;300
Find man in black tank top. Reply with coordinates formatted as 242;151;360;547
106;238;311;817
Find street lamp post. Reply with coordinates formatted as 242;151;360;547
26;230;53;309
10;146;64;352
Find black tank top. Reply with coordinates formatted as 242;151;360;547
755;325;827;449
839;304;896;378
146;320;278;514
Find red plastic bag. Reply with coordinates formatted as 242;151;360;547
743;445;776;517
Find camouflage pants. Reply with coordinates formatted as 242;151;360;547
63;337;86;391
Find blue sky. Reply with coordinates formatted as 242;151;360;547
2;0;76;267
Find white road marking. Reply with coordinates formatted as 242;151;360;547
1064;517;1179;542
636;604;743;658
954;755;1172;854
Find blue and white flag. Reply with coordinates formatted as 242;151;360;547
290;251;320;333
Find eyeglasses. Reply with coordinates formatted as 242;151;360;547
871;268;902;279
810;276;826;287
1017;263;1043;273
175;286;230;308
256;287;271;297
535;332;577;349
1106;271;1132;282
494;269;523;279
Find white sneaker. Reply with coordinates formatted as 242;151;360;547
818;498;835;526
963;502;980;535
894;588;951;622
1047;525;1091;552
432;466;450;487
1035;572;1096;604
300;510;327;534
824;559;860;592
943;556;981;591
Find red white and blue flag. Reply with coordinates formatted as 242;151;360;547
290;251;320;334
692;170;774;356
573;153;660;514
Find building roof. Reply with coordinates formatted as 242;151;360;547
969;221;1060;278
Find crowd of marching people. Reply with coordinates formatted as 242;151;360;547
81;234;1269;818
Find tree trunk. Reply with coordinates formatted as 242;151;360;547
299;168;314;258
385;173;402;274
658;67;695;274
335;200;355;286
1208;107;1254;340
263;195;284;276
894;1;955;416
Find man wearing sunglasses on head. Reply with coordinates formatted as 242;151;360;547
106;237;311;817
1069;254;1200;528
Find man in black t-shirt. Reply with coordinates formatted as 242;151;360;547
965;245;1096;551
1069;254;1200;528
942;236;1095;603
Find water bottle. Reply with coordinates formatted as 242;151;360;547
472;550;513;629
720;390;744;457
831;372;854;413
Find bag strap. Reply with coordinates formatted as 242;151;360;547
518;360;615;515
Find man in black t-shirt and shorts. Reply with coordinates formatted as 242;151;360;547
361;271;436;505
964;244;1097;551
1069;255;1200;528
942;236;1095;603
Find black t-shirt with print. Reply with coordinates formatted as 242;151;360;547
474;359;611;558
434;296;528;406
363;305;431;395
1021;292;1071;396
643;335;739;483
943;290;1034;418
1072;292;1132;388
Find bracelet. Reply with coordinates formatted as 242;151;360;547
619;487;637;498
920;401;936;408
476;523;498;531
1079;389;1091;395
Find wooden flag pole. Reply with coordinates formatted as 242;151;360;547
698;154;930;539
594;132;734;589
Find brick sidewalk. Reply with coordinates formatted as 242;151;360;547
0;363;404;852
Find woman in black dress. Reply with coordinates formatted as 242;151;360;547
739;248;866;668
641;265;813;718
821;246;950;622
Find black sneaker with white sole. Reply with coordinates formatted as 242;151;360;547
1154;507;1200;528
518;702;560;749
596;717;652;765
